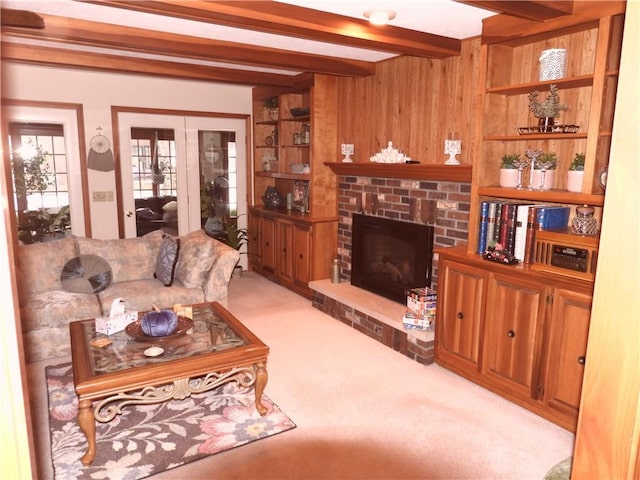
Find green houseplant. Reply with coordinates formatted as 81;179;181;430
533;152;558;191
499;153;521;188
567;152;586;192
569;152;586;171
221;215;249;278
528;84;569;132
263;96;279;121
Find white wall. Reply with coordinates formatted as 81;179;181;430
1;64;253;238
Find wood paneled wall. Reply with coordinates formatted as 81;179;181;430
336;37;481;166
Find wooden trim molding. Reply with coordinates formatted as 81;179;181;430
325;162;472;182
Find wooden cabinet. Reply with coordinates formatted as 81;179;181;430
482;273;546;399
259;214;276;274
249;207;336;298
435;248;593;431
540;287;591;427
250;74;339;296
435;259;485;375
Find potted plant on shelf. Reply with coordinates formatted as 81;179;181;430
528;84;569;132
499;153;521;188
263;96;279;121
567;152;585;192
533;152;558;190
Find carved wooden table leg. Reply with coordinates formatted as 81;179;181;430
77;398;96;465
254;361;268;415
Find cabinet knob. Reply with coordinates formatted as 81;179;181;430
299;254;303;259
265;241;270;246
456;312;464;319
507;330;516;338
578;356;586;365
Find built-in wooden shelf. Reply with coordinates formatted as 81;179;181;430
477;186;605;206
325;162;472;182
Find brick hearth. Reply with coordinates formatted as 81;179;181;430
309;174;471;366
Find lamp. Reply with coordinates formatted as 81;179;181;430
363;9;396;25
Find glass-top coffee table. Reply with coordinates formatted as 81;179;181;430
69;301;269;466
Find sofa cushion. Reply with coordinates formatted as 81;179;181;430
174;230;217;288
154;234;180;286
98;279;204;316
76;232;163;283
19;290;102;332
61;254;112;293
16;235;78;301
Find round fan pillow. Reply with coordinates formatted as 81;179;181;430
60;255;112;294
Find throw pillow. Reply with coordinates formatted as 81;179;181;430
154;234;180;286
174;230;216;288
60;254;112;294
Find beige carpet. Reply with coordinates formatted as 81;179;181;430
27;272;574;479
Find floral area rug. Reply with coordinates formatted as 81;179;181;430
46;363;296;480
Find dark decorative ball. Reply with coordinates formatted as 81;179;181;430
141;309;178;337
262;186;282;209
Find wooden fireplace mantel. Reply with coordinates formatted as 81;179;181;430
324;162;472;182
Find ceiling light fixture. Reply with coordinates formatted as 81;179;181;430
363;9;396;26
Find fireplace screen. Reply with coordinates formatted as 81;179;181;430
351;214;434;304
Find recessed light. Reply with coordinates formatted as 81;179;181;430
363;9;396;26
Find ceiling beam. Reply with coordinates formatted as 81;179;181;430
456;1;574;22
0;41;302;87
1;13;375;78
80;0;461;58
0;8;45;29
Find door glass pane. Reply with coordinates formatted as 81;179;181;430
199;130;237;241
8;122;70;244
130;127;178;237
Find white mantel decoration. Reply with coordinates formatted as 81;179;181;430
370;141;408;163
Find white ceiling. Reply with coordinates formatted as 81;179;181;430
1;0;497;77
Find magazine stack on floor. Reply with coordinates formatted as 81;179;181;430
402;287;436;331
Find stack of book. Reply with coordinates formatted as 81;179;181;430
477;201;570;263
402;287;436;331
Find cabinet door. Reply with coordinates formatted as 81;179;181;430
248;212;261;269
292;222;311;287
260;215;277;273
482;273;546;398
541;288;591;425
435;260;485;374
277;218;294;283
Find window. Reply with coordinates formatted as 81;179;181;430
9;122;70;244
130;128;177;199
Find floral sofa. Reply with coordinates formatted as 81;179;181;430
15;229;240;362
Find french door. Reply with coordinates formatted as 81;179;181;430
116;111;247;265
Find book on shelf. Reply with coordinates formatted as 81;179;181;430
492;201;503;248
504;204;518;255
477;201;489;254
478;202;570;261
486;202;498;249
523;206;537;264
513;204;535;262
536;206;570;231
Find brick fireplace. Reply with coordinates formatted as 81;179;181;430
311;173;471;365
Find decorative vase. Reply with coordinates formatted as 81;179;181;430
269;108;279;121
538;116;556;133
532;169;555;190
262;186;282;209
566;170;584;192
499;169;519;188
571;205;598;235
